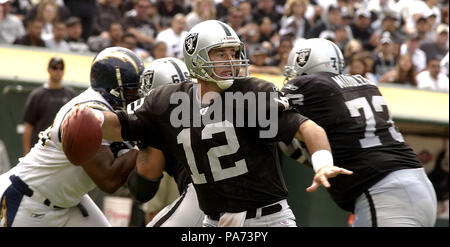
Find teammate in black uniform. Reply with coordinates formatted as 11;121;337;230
70;21;352;227
128;57;205;227
281;38;437;226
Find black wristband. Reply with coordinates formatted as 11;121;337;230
115;110;131;141
127;168;163;203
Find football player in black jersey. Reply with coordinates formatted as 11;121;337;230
130;57;205;227
281;38;437;226
69;21;352;227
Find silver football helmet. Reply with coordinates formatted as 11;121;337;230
283;38;345;80
183;20;249;90
139;57;191;96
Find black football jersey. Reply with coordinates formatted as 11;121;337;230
163;152;192;194
282;72;422;212
117;78;308;215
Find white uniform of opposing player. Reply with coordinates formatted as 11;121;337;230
0;88;114;227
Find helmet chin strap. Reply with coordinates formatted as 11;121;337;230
110;66;126;109
208;64;242;90
202;73;233;90
216;80;233;90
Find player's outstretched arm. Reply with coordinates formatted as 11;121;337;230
62;105;124;142
101;111;124;142
295;119;353;192
81;145;138;193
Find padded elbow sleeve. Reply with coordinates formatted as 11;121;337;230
128;168;163;203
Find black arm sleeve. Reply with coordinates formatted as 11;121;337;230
127;168;163;203
276;110;308;145
115;110;135;141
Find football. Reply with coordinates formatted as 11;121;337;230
62;106;102;166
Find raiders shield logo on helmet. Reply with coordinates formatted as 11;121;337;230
296;48;311;67
140;70;154;95
185;33;198;55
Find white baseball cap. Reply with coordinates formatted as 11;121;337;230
436;24;449;34
355;9;371;19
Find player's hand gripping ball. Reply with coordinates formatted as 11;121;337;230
61;106;102;166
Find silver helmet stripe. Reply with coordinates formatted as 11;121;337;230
218;22;232;36
168;59;186;82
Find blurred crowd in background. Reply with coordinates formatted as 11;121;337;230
0;0;449;91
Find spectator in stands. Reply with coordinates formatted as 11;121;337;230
306;0;322;25
237;0;252;25
122;0;158;51
267;35;293;71
8;0;31;22
420;24;449;62
111;0;129;15
0;0;26;44
64;16;90;53
400;34;427;72
279;0;311;43
326;24;351;51
350;8;374;51
251;0;283;31
441;52;449;77
416;56;449;92
348;55;366;76
45;20;70;51
240;21;262;57
22;57;77;155
308;4;341;38
215;0;233;21
88;21;124;52
366;0;397;24
415;16;434;43
258;16;277;43
408;0;441;33
379;54;417;86
357;51;377;82
157;0;185;29
146;0;162;32
186;0;216;31
14;18;45;47
346;51;377;82
34;0;60;41
248;46;282;75
155;13;187;59
373;11;407;45
148;40;167;61
92;0;122;37
26;0;71;26
372;32;396;80
63;0;96;40
223;6;245;33
340;6;352;27
442;4;449;25
343;39;363;65
426;12;439;37
121;32;150;61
